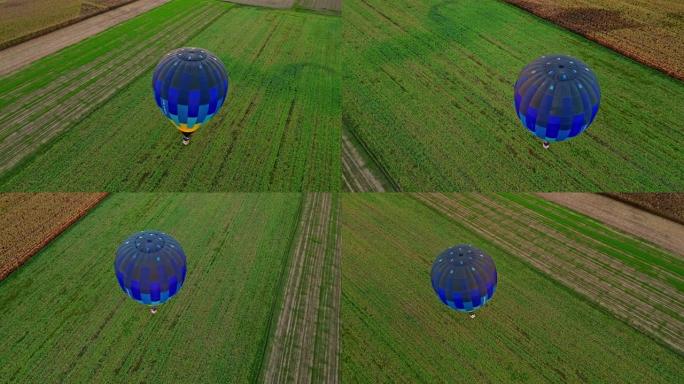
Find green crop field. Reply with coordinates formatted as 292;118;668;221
343;0;684;191
0;193;305;382
0;0;340;191
341;193;683;382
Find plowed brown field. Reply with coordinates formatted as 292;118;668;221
0;193;107;281
606;193;684;224
504;0;684;80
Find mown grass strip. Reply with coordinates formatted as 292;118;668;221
341;193;683;382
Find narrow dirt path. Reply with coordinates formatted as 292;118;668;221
342;131;385;192
415;193;684;354
0;3;224;175
0;0;171;76
263;193;340;383
538;193;684;256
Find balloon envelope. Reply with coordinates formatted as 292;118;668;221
114;231;187;306
431;244;497;313
514;54;600;142
152;47;229;133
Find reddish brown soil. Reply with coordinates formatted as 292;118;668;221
505;0;684;80
605;193;684;225
0;193;107;281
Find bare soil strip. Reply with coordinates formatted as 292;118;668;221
263;193;340;383
0;192;107;281
605;193;684;225
539;193;684;256
503;0;684;80
225;0;295;9
0;0;171;76
0;3;223;175
416;193;684;353
342;131;385;192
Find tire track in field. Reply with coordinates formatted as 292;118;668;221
416;193;684;353
0;0;172;76
263;193;339;383
342;131;385;192
0;3;226;175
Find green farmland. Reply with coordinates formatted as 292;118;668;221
0;193;304;382
343;0;684;191
341;193;683;382
0;0;340;191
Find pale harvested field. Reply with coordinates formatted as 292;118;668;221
0;192;107;280
0;0;170;76
263;193;340;383
539;193;684;256
417;193;684;353
504;0;684;80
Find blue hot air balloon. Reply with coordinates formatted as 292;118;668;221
514;54;600;148
152;47;229;145
431;244;497;313
114;231;187;313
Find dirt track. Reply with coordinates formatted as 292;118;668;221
416;193;684;354
0;3;224;176
0;0;170;76
342;131;385;192
539;193;684;256
225;0;294;9
263;193;340;383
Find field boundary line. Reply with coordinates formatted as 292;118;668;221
0;3;232;182
342;117;399;191
602;193;684;226
0;0;173;76
0;0;141;51
538;193;684;256
250;193;307;383
414;193;684;354
262;193;339;382
0;192;108;282
501;1;684;81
